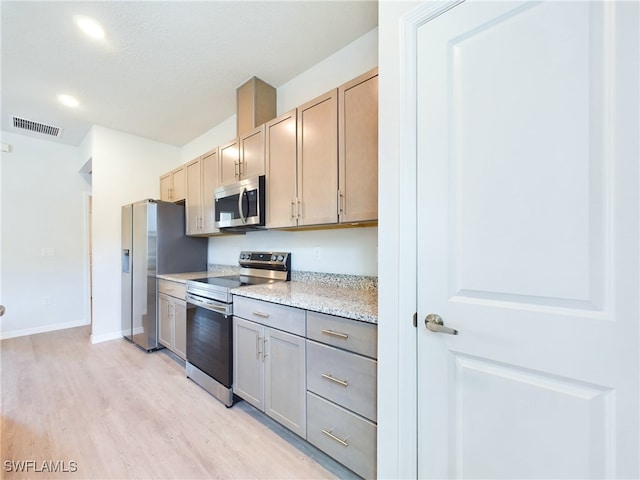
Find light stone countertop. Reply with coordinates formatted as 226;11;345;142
158;267;378;324
230;281;378;324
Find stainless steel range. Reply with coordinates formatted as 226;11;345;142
184;251;291;406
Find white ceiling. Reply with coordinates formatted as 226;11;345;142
1;1;378;147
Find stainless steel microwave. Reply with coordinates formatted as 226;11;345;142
214;175;265;229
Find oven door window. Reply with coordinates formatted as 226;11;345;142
186;304;232;388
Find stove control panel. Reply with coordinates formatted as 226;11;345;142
238;251;291;274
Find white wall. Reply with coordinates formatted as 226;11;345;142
184;27;380;276
0;131;91;338
208;227;377;276
90;126;180;343
180;115;236;164
277;27;378;115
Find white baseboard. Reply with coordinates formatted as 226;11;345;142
90;330;123;344
0;319;90;340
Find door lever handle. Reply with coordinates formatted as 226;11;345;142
425;314;458;335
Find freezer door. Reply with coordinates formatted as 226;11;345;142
132;200;159;350
121;204;133;340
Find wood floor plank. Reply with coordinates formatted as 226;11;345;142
1;326;348;479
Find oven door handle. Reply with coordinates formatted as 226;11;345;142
237;187;247;224
186;294;230;314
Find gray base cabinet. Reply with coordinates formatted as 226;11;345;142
305;311;378;479
233;297;306;439
307;391;377;480
158;279;187;360
232;296;378;478
233;317;264;409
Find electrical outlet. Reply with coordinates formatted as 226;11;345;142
313;247;321;260
43;296;52;305
41;247;55;257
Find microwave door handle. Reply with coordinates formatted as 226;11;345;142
237;187;247;224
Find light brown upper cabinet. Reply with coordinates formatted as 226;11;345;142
185;148;220;236
160;165;186;203
266;109;298;229
267;69;379;229
219;125;266;187
338;68;378;224
296;89;339;226
219;138;240;186
240;124;266;179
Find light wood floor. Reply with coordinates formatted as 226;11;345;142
1;326;355;479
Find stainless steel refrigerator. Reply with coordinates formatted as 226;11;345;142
121;199;207;351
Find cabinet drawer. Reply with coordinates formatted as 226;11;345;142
307;311;377;358
307;392;376;479
307;340;377;421
157;279;186;299
233;296;305;337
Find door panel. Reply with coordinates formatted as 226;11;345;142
233;318;264;410
201;149;219;233
266;110;298;229
219;139;240;186
185;159;201;235
297;89;338;226
416;1;638;478
240;125;265;179
454;354;612;479
338;69;378;223
264;328;306;438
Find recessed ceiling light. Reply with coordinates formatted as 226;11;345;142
57;94;80;108
74;15;105;40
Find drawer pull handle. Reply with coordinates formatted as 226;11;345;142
321;329;349;339
321;373;348;387
253;311;270;318
322;428;349;447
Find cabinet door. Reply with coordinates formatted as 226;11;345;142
171;166;186;202
219;138;240;186
266;110;298;228
338;68;378;223
233;318;264;410
240;124;265;179
160;173;172;202
173;298;187;360
265;328;307;438
297;89;338;226
185;158;202;235
201;148;219;234
158;293;173;348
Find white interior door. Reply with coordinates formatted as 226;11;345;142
416;1;639;478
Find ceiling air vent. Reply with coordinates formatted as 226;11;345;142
11;116;62;137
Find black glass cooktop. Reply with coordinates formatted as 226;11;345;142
190;275;275;290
